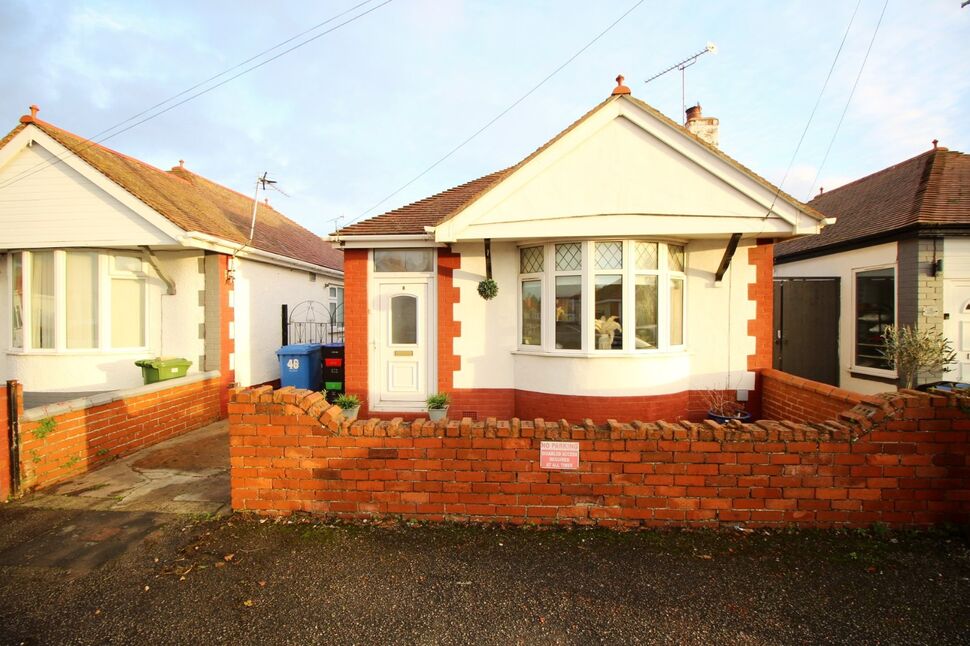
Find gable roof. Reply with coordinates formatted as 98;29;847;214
0;116;342;272
775;147;970;261
336;93;824;237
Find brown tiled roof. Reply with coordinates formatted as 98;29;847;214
0;117;342;272
775;148;970;260
336;94;823;237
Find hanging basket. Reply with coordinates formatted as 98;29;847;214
477;278;499;300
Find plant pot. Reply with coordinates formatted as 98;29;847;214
341;405;360;422
707;410;752;424
597;334;613;350
428;406;449;422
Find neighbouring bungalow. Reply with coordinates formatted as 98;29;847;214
0;106;343;410
331;77;827;422
774;144;970;394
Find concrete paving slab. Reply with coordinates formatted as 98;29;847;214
22;420;229;516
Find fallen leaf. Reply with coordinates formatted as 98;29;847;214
258;581;267;587
94;609;101;616
243;599;254;607
143;586;150;592
214;561;226;568
866;566;877;573
697;554;713;560
223;554;235;562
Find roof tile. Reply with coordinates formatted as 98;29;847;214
775;148;970;259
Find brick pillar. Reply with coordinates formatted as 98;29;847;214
343;250;370;414
0;381;23;500
747;240;774;418
437;248;461;393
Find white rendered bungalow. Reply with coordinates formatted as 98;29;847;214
0;106;343;410
332;78;827;422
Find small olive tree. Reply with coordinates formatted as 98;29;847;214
880;325;957;389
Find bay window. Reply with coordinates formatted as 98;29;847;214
519;240;686;353
7;250;148;352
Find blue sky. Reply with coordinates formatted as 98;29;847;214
1;0;967;235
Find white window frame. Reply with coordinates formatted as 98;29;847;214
851;263;897;378
6;250;149;354
518;245;544;349
517;240;687;356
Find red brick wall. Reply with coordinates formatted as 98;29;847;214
515;390;691;424
762;368;870;423
746;240;775;419
437;248;461;393
229;385;970;527
15;376;222;493
343;249;369;413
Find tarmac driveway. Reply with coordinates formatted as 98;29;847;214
0;509;967;645
22;420;230;516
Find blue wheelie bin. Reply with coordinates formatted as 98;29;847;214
276;344;323;391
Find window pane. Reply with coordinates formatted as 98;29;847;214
635;275;658;349
335;288;344;325
11;254;23;348
594;275;623;350
635;242;658;270
390;295;417;344
855;268;894;369
555;243;582;271
668;245;685;272
595;241;623;270
519;246;543;274
555;276;582;350
111;278;145;348
374;249;433;272
669;278;684;346
66;252;98;348
521;280;541;346
30;251;55;349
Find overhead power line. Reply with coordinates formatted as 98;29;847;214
344;0;646;228
806;0;890;200
762;0;862;218
0;0;392;192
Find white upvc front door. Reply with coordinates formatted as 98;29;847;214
372;279;434;411
944;280;970;382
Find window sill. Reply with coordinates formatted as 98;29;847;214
512;349;689;359
849;368;898;385
6;349;151;357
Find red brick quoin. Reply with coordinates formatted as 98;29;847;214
230;384;970;528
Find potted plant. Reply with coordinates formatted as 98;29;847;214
881;325;957;389
426;392;450;421
477;278;499;300
595;315;622;349
333;394;361;421
704;388;751;423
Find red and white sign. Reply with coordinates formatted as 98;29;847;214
540;441;580;470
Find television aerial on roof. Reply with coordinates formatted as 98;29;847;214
644;42;718;124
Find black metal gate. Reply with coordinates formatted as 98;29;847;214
282;300;344;346
773;278;840;387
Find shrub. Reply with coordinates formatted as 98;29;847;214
881;325;956;389
426;393;450;409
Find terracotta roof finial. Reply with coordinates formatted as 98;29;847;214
611;74;631;96
20;104;40;124
818;186;824;196
932;139;939;150
179;159;185;168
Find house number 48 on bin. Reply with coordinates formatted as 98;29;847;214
286;358;300;370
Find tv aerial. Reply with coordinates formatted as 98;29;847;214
644;42;718;124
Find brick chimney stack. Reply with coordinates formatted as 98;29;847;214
685;103;719;148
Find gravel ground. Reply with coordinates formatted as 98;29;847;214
0;506;968;645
